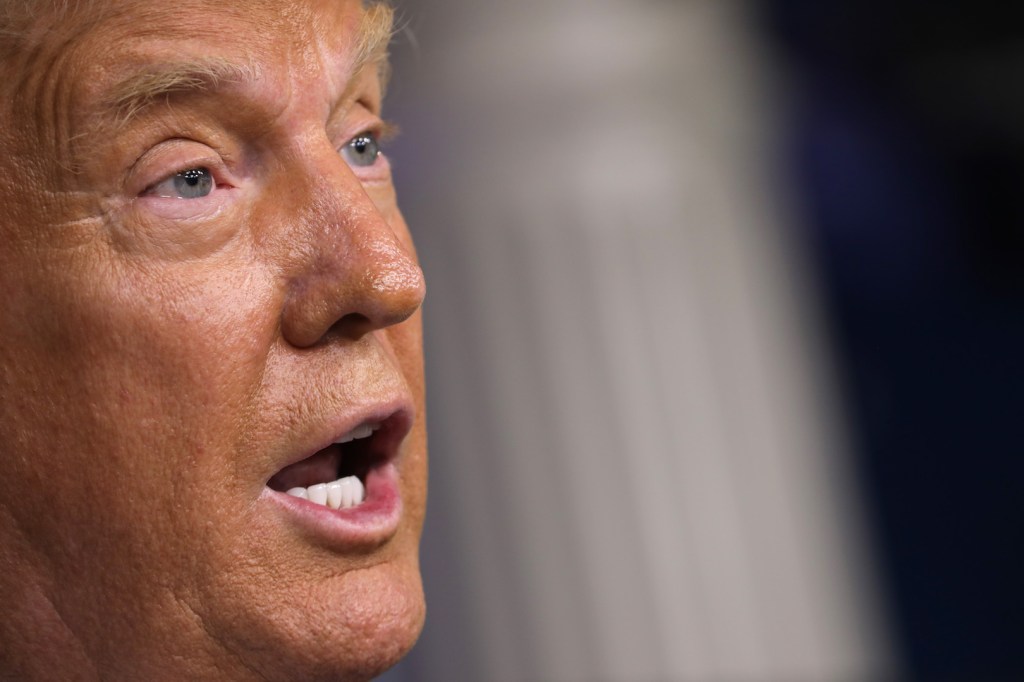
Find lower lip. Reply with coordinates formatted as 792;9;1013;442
262;462;403;549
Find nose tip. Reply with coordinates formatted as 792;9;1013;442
282;239;425;348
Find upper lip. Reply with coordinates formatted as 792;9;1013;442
267;395;415;485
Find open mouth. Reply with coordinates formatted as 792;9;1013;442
267;420;389;511
262;406;411;546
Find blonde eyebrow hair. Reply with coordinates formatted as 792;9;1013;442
106;57;262;125
354;1;396;91
104;1;395;125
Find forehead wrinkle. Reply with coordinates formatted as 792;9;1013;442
103;3;393;131
5;28;89;182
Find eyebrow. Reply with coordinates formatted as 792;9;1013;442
105;57;261;125
103;2;395;126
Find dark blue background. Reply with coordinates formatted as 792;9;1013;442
757;1;1024;678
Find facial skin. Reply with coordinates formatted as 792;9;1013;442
0;1;426;679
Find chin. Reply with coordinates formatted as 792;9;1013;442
316;559;426;681
201;552;426;682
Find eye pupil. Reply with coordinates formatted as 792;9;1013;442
344;134;380;168
172;168;214;198
182;169;204;186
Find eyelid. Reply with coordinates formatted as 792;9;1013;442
128;138;236;196
143;167;213;199
339;113;398;146
139;158;235;197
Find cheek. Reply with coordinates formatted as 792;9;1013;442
108;196;249;259
384;310;428;525
0;248;276;580
384;304;425;389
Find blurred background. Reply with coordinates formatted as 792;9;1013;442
377;0;1023;680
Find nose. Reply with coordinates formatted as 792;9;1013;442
278;157;425;348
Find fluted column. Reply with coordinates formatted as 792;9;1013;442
381;1;896;679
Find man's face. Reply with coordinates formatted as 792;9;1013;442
0;0;426;679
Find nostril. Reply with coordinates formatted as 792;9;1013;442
335;312;374;340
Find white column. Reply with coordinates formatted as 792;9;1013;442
383;1;897;679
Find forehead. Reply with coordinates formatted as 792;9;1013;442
8;0;365;60
3;0;385;117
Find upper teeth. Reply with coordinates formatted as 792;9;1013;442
281;423;377;509
334;423;377;444
287;476;365;509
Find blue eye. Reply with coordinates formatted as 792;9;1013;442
147;167;215;199
342;133;381;168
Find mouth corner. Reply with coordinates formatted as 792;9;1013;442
374;404;415;457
